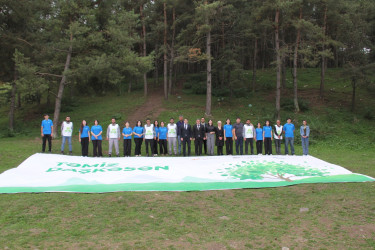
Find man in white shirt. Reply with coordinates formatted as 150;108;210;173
106;118;121;157
167;118;178;156
243;119;255;155
273;119;283;155
61;116;73;155
144;118;156;157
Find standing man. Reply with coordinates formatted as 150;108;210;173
243;119;255;155
167;118;178;156
200;117;207;155
273;120;283;155
144;118;156;157
176;115;184;155
283;118;295;155
300;120;310;156
232;117;244;155
192;119;205;156
106;118;121;157
41;114;53;153
180;118;192;156
61;116;73;155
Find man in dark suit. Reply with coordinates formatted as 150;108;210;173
201;117;207;155
192;119;206;156
179;119;192;156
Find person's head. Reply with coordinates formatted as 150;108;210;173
111;118;116;124
44;114;49;120
208;119;213;126
184;118;188;124
276;119;281;126
196;119;200;125
160;121;165;127
246;119;250;125
146;118;151;125
257;122;261;128
226;118;231;125
154;120;158;127
201;117;205;124
287;118;292;124
66;116;70;122
236;117;241;124
125;121;130;128
303;120;307;126
217;121;222;127
136;120;142;127
179;115;183;121
170;118;174;124
81;120;87;126
265;120;270;126
94;119;99;126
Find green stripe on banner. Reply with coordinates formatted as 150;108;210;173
0;174;373;193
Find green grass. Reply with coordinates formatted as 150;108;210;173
0;68;375;249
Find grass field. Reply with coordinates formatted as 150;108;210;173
0;68;375;249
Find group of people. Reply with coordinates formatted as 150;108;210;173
41;114;310;157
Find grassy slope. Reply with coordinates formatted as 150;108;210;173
0;68;375;249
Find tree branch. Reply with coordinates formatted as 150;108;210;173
35;72;63;78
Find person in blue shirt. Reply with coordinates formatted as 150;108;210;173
224;118;233;155
122;121;133;157
158;121;168;156
263;120;273;155
91;120;103;157
283;118;295;155
153;120;159;156
255;122;263;155
41;114;53;153
79;120;90;157
133;120;144;156
300;120;310;156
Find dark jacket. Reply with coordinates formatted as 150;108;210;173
179;124;192;139
215;127;224;146
192;124;206;139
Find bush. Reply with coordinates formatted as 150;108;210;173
364;109;374;120
212;88;230;97
281;98;309;112
191;83;206;95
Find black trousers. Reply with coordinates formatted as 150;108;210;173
123;139;131;156
217;146;223;155
182;138;191;156
225;137;233;155
81;137;89;156
245;138;254;155
42;134;52;152
92;140;102;157
159;139;167;155
256;140;263;154
145;139;154;156
264;137;272;155
203;139;207;155
134;138;143;155
153;139;158;155
194;138;203;156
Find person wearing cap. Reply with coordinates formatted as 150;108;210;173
106;118;121;157
176;115;184;155
41;114;53;153
283;118;295;155
61;116;73;155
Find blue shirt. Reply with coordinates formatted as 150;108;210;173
80;126;90;138
158;127;168;140
133;126;144;138
263;126;272;138
41;119;53;135
155;127;159;139
224;124;233;137
122;127;133;140
91;125;103;140
283;123;295;138
256;128;263;141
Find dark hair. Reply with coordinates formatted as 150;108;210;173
66;116;70;118
111;117;116;120
287;118;292;120
44;114;49;117
80;120;87;133
124;121;130;126
154;120;159;128
170;117;174;120
146;118;151;121
236;117;241;120
136;120;142;127
246;119;250;122
208;119;213;126
94;119;99;125
265;120;270;126
226;118;231;124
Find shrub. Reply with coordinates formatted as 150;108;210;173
281;98;309;112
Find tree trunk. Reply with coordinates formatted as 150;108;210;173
128;81;132;93
9;69;17;132
351;77;356;112
293;7;302;113
281;55;286;89
17;91;21;108
205;26;212;116
168;7;175;96
275;8;281;120
140;4;148;97
52;33;73;139
252;39;257;93
320;5;327;99
163;2;168;100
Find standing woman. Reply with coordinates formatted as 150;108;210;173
263;120;273;155
205;119;216;156
153;120;159;156
255;122;263;155
79;120;90;157
133;120;144;156
224;118;233;155
122;121;133;157
91;120;103;157
300;120;310;156
215;121;224;155
158;121;168;156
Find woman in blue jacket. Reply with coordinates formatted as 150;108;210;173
133;120;144;156
300;120;310;156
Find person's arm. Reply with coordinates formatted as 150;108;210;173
224;128;227;141
306;126;310;137
117;126;121;140
106;126;110;140
41;124;44;137
263;129;265;141
79;130;82;142
243;126;246;140
61;122;64;134
270;128;273;141
232;127;236;140
51;124;54;137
